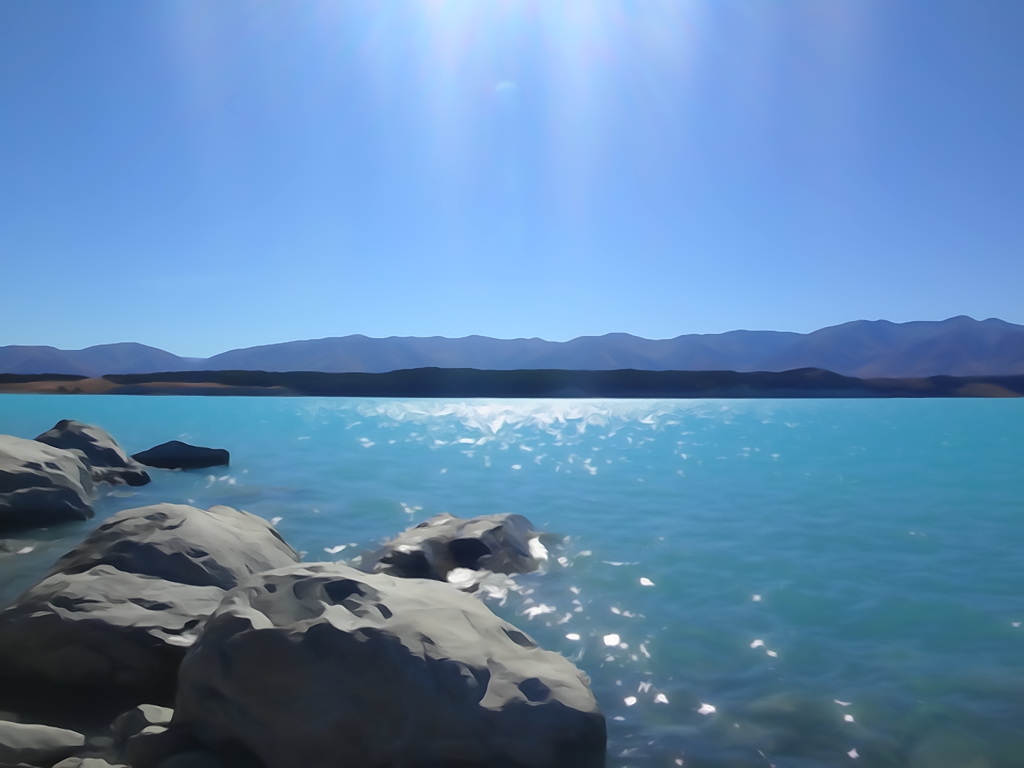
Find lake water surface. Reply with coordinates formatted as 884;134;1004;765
1;395;1022;768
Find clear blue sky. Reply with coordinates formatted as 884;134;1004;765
2;1;1022;357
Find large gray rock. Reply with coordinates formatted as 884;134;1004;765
0;435;94;532
49;503;299;590
365;513;547;582
0;504;300;694
0;566;224;691
0;720;85;766
131;442;229;471
35;421;150;488
174;563;605;768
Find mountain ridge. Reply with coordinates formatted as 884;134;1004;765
2;317;1022;378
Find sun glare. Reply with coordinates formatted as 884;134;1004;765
162;0;868;254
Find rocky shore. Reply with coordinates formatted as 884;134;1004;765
0;421;607;768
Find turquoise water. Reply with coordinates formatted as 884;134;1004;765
1;395;1023;767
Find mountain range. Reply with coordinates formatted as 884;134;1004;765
2;316;1022;378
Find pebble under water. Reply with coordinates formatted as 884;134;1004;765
1;395;1022;768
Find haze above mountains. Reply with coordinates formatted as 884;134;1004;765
2;317;1023;379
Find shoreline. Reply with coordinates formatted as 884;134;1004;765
0;367;1022;398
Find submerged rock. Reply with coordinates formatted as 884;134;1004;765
365;512;547;582
174;562;606;768
0;504;300;695
0;435;94;531
131;442;229;471
35;420;151;487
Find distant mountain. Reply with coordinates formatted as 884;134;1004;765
755;317;1024;377
0;343;197;377
2;317;1022;378
201;330;808;373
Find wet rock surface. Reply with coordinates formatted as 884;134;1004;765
364;512;547;582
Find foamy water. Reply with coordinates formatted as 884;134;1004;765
1;395;1022;767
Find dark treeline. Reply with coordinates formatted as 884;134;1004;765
97;368;1024;398
0;373;88;383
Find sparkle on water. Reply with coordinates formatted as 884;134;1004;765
0;395;1022;768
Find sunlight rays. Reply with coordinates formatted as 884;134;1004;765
158;0;873;279
162;1;869;189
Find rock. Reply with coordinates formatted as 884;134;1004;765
174;563;605;768
53;759;128;768
365;512;547;582
0;435;94;531
49;503;299;590
0;504;300;695
131;442;229;471
35;421;150;488
0;720;85;766
110;706;174;745
0;565;224;692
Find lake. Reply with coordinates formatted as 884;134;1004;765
1;395;1022;768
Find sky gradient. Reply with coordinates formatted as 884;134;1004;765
2;1;1022;357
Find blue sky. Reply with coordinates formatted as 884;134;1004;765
2;1;1022;357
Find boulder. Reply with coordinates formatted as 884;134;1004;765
0;720;85;766
174;563;606;768
364;513;547;582
131;443;229;471
35;421;150;487
0;565;225;693
0;435;94;531
49;503;299;590
0;505;300;695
